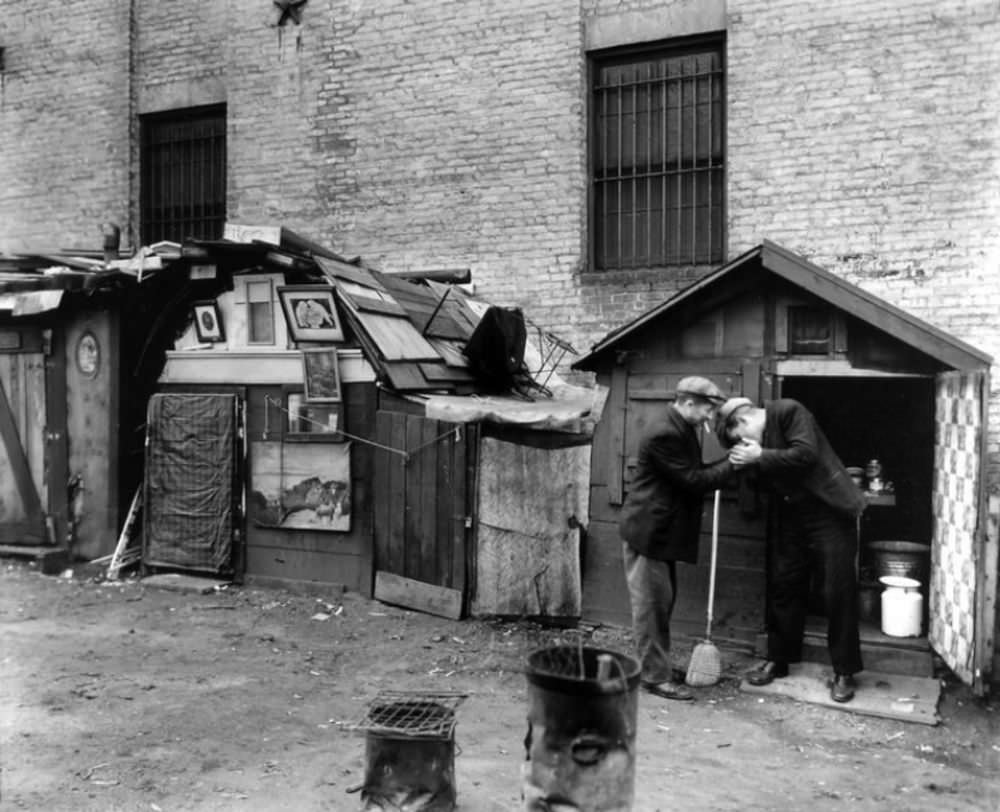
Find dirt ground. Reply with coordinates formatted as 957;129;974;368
2;561;999;812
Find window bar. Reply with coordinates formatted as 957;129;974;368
602;85;610;268
630;72;637;268
675;64;682;266
691;66;697;265
644;62;652;266
661;66;668;266
616;75;623;270
707;69;714;263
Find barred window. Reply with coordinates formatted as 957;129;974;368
592;38;724;270
140;105;227;245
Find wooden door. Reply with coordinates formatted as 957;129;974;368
0;329;56;545
373;411;472;619
929;369;995;694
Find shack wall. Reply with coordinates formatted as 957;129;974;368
64;310;120;560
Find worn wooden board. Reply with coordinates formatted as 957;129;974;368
141;573;230;595
0;544;69;575
740;661;941;725
373;411;468;614
374;570;462;619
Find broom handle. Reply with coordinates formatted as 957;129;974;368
706;489;720;639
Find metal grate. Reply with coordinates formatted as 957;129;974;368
351;691;467;739
140;104;227;245
592;37;725;269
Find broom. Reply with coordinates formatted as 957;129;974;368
686;489;723;687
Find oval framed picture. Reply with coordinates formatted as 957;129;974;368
76;331;100;378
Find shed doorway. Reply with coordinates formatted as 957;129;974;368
777;373;958;678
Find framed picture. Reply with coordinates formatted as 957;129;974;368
285;390;343;442
302;348;342;403
250;440;352;532
278;285;344;343
192;300;225;343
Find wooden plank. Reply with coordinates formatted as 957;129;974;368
417;362;474;383
354;311;439;361
25;354;48;511
374;570;463;620
437;421;454;588
454;422;473;602
387;413;407;575
626;357;746;375
741;661;940;726
607;364;628;505
0;522;45;544
383;363;435;392
0;375;43;535
403;415;423;579
0;543;67;573
426;338;471;368
775;359;929;378
579;519;630;627
246;546;364;589
418;416;439;584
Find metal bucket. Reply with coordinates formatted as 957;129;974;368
522;646;640;812
867;540;930;585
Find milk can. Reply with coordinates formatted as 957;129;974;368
879;575;923;637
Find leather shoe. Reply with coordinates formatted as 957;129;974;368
831;673;856;703
746;660;789;686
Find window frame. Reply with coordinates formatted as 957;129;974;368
140;104;227;245
587;33;727;273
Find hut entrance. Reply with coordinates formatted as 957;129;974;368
778;375;936;668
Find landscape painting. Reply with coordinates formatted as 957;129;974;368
250;441;351;532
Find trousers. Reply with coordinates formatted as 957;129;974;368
622;542;677;684
767;497;864;675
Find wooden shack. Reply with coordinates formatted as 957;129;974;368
151;226;598;614
0;257;134;568
573;240;996;694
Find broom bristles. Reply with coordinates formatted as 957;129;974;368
685;639;722;687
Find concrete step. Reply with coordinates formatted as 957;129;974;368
753;619;935;678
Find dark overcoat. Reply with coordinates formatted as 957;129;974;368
759;399;866;518
619;406;732;563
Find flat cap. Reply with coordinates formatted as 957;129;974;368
674;376;726;404
715;396;754;445
716;396;754;424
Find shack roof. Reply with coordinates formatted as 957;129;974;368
0;252;134;314
573;239;992;372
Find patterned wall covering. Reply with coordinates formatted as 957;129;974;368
929;371;984;685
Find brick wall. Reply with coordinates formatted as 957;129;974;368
0;0;131;254
726;0;1000;488
4;0;1000;686
3;1;997;367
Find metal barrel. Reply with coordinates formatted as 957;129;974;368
522;646;640;812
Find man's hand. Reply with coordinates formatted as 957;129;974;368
729;439;762;468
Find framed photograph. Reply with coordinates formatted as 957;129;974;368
278;285;344;343
285;390;344;442
192;300;225;343
302;348;342;403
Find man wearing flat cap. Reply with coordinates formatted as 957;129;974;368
716;396;865;703
619;376;734;701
